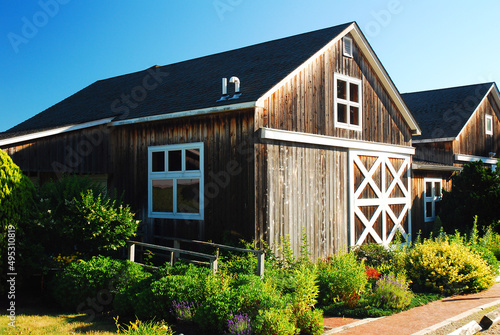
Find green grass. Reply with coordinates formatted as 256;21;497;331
0;303;117;335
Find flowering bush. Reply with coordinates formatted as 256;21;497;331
369;274;413;310
114;317;174;335
365;266;381;281
170;300;198;322
227;312;252;335
406;235;495;295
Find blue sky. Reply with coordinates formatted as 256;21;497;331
1;0;499;132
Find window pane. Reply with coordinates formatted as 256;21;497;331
425;182;432;197
425;201;433;218
435;182;442;197
337;80;347;100
350;106;359;126
177;179;200;214
487;117;492;132
152;179;173;212
350;83;359;102
186;148;200;171
168;150;182;171
151;151;165;172
337;103;347;123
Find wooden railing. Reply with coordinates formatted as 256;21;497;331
127;238;265;277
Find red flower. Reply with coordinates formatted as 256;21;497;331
365;266;381;280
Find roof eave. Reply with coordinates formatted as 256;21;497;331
412;162;462;172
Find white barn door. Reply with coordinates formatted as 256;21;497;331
349;150;411;246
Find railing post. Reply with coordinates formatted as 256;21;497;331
173;240;180;263
170;251;175;266
212;258;218;274
128;242;135;263
257;251;265;279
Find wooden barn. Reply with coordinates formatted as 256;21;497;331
402;82;500;237
0;22;421;258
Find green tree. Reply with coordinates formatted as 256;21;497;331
0;150;35;293
440;161;500;234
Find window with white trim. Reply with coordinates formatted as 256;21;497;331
424;178;442;222
148;142;204;220
334;73;362;131
486;114;493;135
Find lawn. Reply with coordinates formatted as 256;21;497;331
0;304;117;335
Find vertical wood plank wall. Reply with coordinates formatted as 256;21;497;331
255;33;413;257
454;94;500;158
263;142;348;259
111;109;256;243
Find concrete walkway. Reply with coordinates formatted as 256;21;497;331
323;283;500;335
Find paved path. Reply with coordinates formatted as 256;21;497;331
323;283;500;334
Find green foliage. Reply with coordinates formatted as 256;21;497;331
36;175;138;256
369;274;413;310
352;243;392;268
254;307;298;335
317;252;367;308
480;226;500;260
293;308;323;335
50;256;146;311
440;161;500;234
406;235;495;295
0;150;35;292
114;317;175;335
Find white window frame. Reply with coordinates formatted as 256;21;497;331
148;142;204;220
334;73;362;131
343;36;353;58
424;178;442;222
486;114;493;135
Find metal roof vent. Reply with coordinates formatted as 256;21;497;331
343;36;353;58
217;76;242;102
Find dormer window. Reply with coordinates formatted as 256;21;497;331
486;114;493;135
334;73;362;131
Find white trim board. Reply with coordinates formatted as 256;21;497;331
260;128;415;155
455;153;498;165
413;137;455;144
0;117;114;147
111;101;257;126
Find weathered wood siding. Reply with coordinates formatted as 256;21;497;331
257;141;348;259
454;93;500;159
256;33;412;145
2;125;111;176
413;141;454;166
255;33;413;257
111;109;256;243
411;170;453;238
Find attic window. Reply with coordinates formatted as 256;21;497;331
486;115;493;135
343;36;353;58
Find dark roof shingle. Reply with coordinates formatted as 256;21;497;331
402;83;494;140
3;23;352;137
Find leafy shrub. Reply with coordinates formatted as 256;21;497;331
369;274;413;310
440;161;500;234
254;307;297;335
51;256;145;311
36;175;138;256
317;252;367;308
406;236;495;295
353;243;392;268
0;150;35;292
470;244;499;275
294;308;323;335
480;226;500;260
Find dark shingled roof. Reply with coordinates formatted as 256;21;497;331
402;83;494;140
2;22;353;138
